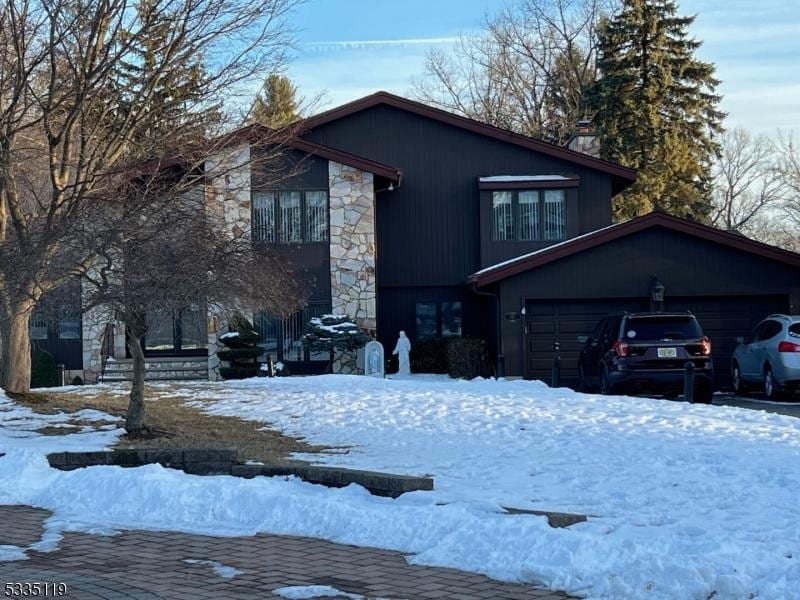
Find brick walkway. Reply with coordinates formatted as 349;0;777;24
0;505;571;600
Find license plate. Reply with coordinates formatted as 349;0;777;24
658;347;677;358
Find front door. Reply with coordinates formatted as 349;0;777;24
142;307;207;356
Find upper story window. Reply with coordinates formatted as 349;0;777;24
252;190;329;244
491;189;566;241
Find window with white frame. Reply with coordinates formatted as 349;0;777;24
491;189;566;241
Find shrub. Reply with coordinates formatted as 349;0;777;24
218;313;261;379
302;314;369;373
31;349;59;388
217;348;261;362
409;338;448;374
446;337;489;379
219;312;260;348
219;366;261;380
302;314;370;354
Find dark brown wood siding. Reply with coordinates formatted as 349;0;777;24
251;148;331;304
495;227;800;380
302;104;616;287
376;285;494;363
479;187;581;268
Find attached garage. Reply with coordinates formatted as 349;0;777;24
469;212;800;390
524;295;790;388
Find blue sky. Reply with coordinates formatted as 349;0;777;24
287;0;799;134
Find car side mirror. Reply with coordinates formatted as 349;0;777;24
577;335;589;344
735;336;745;344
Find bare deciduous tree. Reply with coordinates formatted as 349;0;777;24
774;131;800;251
0;0;298;393
710;128;786;235
81;150;305;434
413;0;614;144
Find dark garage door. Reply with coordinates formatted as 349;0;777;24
525;294;789;389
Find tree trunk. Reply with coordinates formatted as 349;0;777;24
0;301;34;393
125;318;148;434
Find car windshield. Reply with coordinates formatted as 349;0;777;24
790;323;800;338
623;316;703;341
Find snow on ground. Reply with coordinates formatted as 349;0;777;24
163;374;800;598
5;378;800;598
183;559;242;579
272;585;365;599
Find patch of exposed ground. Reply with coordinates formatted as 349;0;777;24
9;386;326;465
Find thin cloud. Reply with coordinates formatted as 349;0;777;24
304;37;460;53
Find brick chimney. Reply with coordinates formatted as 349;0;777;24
567;119;600;158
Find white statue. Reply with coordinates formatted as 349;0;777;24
365;340;385;378
393;330;412;376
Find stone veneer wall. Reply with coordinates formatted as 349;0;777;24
205;144;252;380
328;161;377;374
80;301;106;384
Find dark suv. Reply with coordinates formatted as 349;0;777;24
577;312;714;402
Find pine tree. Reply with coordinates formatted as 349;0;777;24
252;74;300;128
114;0;219;156
590;0;725;221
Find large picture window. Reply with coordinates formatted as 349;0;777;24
415;301;462;339
491;189;566;241
252;190;329;244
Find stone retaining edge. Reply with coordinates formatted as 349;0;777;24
46;449;433;498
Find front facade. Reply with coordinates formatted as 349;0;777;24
32;92;800;389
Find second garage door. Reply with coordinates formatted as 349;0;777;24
525;294;790;389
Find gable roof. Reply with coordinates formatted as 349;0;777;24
301;91;637;194
468;211;800;287
289;138;402;184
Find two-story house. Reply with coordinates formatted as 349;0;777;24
35;92;800;388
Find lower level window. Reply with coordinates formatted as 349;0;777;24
58;312;81;340
30;314;49;340
415;301;462;339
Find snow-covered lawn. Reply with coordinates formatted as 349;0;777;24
4;375;800;598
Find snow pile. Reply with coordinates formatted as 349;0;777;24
161;375;800;599
6;379;800;598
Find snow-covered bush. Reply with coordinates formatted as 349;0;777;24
302;314;370;372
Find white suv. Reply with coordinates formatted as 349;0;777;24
732;314;800;399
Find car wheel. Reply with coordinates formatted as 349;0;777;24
600;366;615;396
732;362;747;396
764;366;781;400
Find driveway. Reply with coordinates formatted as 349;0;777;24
0;505;569;600
714;393;800;418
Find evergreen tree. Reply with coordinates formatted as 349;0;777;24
114;0;219;156
590;0;725;221
252;74;300;128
